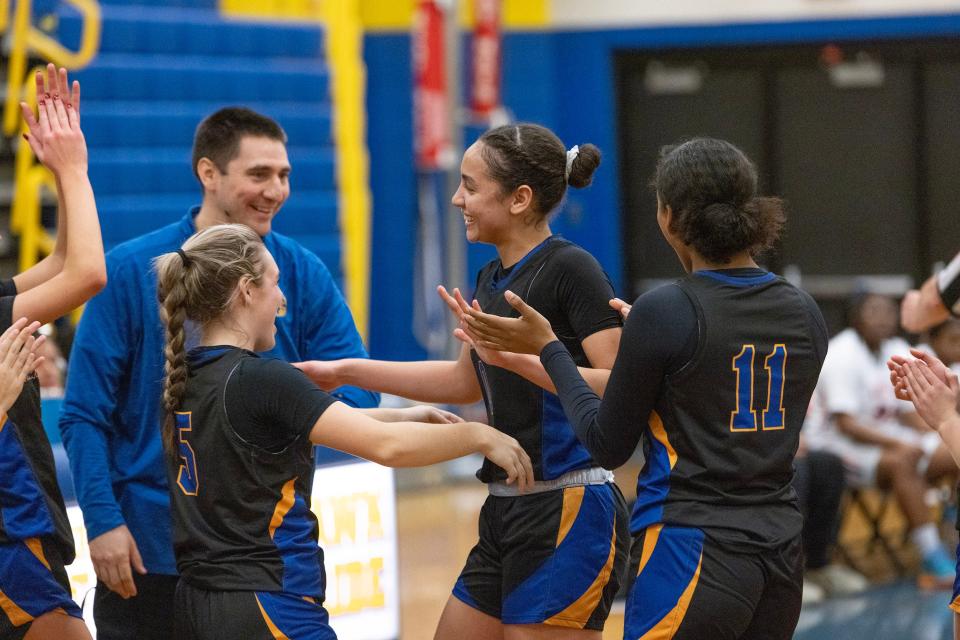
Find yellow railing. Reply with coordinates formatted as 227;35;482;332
320;1;371;345
3;0;101;278
220;0;372;344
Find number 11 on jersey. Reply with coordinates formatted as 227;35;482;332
730;344;788;432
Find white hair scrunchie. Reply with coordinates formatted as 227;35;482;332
565;145;580;181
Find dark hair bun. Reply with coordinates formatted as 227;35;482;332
567;143;601;189
655;138;785;263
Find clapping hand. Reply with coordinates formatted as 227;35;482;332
890;351;960;432
437;285;510;368
460;290;557;355
0;318;46;415
888;349;955;402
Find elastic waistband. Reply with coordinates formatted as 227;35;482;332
488;467;614;497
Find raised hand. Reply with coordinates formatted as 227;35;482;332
0;318;45;414
453;322;508;368
461;289;557;355
19;63;84;174
439;286;511;367
908;348;955;385
902;359;960;432
437;285;466;322
887;355;911;401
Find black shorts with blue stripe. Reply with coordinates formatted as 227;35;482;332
0;537;83;639
453;482;629;630
174;579;336;640
625;524;803;640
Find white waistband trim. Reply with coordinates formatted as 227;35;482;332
487;467;615;497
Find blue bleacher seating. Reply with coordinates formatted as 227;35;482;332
46;1;341;286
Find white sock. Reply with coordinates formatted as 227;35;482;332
912;523;942;557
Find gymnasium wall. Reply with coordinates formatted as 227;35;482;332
364;1;960;360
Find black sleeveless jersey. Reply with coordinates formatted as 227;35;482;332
168;347;335;596
472;236;622;482
0;291;75;563
633;271;827;549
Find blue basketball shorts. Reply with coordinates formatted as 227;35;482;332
174;579;337;640
624;524;803;640
452;482;630;630
0;537;83;640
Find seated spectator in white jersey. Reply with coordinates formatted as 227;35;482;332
803;293;957;587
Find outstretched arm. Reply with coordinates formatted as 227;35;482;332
310;402;533;488
15;63;105;324
294;341;482;405
442;286;613;395
462;286;695;470
360;405;462;424
13;67;80;294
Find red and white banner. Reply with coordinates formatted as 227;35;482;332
412;0;451;170
471;0;501;119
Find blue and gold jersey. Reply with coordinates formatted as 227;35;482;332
471;237;622;483
0;291;74;564
168;347;335;596
633;272;827;549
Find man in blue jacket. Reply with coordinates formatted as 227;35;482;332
59;107;379;640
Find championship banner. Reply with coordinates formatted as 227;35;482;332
471;0;502;119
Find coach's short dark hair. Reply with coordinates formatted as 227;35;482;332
654;138;785;264
192;107;287;179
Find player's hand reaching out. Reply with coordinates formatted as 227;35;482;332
461;290;557;355
438;286;511;368
475;427;534;492
20;63;85;176
0;318;45;415
292;360;343;391
609;297;632;320
395;405;463;424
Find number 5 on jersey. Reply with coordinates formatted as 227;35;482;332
175;411;199;495
730;344;787;432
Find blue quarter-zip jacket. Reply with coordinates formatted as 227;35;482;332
59;208;379;574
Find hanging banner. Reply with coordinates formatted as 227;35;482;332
471;0;502;119
413;0;451;170
412;0;453;355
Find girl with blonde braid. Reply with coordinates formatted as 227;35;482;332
155;224;531;640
